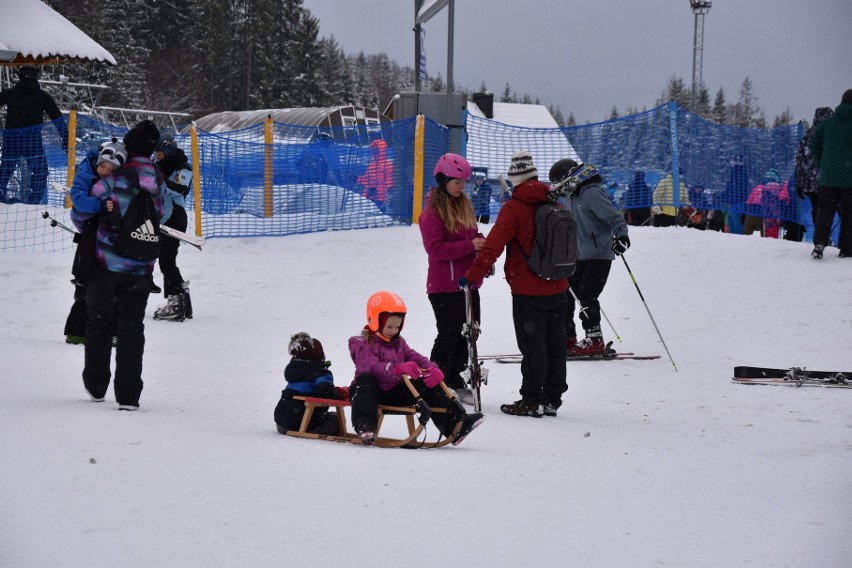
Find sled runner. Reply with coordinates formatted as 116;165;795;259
284;376;467;448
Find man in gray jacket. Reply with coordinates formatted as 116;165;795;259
550;159;630;355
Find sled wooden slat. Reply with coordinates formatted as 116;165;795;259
285;377;462;448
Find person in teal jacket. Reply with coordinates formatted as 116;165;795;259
810;89;852;258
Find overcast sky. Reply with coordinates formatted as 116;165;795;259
301;0;851;125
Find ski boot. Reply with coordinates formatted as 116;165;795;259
569;326;606;357
812;244;825;259
154;294;186;322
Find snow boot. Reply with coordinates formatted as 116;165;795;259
569;326;605;356
812;244;825;259
154;294;186;322
543;402;559;417
181;281;193;319
499;399;544;418
452;412;484;446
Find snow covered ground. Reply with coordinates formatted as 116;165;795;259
1;225;850;567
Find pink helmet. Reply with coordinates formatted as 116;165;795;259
434;153;472;182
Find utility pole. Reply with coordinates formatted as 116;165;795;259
690;0;711;111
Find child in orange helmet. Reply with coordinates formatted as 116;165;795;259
348;290;484;446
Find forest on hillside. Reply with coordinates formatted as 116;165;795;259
44;0;789;127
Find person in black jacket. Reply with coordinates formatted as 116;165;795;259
0;65;68;204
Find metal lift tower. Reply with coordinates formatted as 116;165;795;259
690;0;712;109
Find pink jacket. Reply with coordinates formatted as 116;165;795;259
349;332;436;391
419;196;483;294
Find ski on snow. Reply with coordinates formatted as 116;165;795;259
480;343;661;364
732;366;852;389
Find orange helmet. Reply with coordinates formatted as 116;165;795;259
366;291;407;334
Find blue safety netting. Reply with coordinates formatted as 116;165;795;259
1;102;807;252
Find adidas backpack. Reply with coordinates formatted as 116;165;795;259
112;172;161;262
519;201;578;280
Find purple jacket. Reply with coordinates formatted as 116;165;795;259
349;332;436;391
418;199;483;294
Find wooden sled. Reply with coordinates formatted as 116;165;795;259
284;376;464;448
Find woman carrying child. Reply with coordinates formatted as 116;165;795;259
64;139;128;344
418;153;485;405
348;290;484;446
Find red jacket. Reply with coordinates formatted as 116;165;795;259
464;179;569;296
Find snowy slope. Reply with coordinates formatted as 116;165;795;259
1;226;850;567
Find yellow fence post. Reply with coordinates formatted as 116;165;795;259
264;115;273;218
412;114;426;224
64;107;77;208
190;122;202;236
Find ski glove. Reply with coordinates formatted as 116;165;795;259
393;361;421;380
421;366;444;388
612;235;631;255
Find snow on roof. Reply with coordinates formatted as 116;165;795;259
466;100;560;128
0;0;115;65
466;100;579;180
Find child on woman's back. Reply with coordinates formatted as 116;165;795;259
348;291;484;446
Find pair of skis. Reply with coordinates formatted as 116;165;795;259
461;284;487;412
732;366;851;389
480;342;661;364
482;353;661;364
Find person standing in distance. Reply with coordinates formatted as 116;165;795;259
0;65;68;204
810;89;852;259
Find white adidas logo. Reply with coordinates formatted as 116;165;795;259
130;220;160;243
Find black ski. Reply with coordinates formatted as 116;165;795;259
461;284;487;412
734;366;852;379
732;366;851;389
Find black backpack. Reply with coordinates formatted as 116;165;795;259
111;170;161;262
518;201;578;280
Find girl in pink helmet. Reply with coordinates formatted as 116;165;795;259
418;153;486;406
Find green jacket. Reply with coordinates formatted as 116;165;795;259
810;102;852;188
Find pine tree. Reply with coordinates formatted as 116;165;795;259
500;83;512;103
773;107;794;127
609;106;620;120
713;87;727;124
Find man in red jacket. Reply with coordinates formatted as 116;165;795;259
462;151;569;418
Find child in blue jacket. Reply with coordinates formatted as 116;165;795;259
275;332;342;435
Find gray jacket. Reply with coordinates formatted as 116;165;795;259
560;183;628;261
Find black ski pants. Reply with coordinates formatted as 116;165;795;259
64;279;89;337
159;206;187;297
349;373;463;436
428;290;480;390
813;187;851;251
83;269;151;406
512;292;568;407
566;259;612;338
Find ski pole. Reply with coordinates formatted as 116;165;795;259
42;211;75;234
567;285;621;343
620;255;678;372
